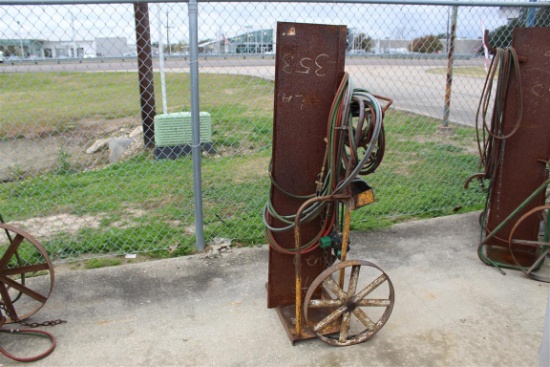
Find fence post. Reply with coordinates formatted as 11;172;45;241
133;2;156;148
442;4;458;128
188;0;205;252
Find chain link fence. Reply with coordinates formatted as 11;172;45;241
1;0;548;262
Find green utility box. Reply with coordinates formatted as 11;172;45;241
153;112;215;159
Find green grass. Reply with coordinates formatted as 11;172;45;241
350;111;485;229
1;151;272;259
85;257;123;269
0;72;485;260
0;72;273;140
426;66;488;78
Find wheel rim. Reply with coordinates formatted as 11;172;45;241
508;205;550;283
303;259;394;346
0;223;54;323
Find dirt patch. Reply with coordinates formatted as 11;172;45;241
0;116;141;182
234;156;269;183
6;208;149;242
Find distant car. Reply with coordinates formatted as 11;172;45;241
83;53;96;59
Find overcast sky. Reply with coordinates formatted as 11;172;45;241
0;2;520;45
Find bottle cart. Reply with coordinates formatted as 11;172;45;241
265;23;395;345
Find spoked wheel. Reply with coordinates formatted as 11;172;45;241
509;205;550;283
303;259;394;346
0;223;54;323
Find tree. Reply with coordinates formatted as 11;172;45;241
172;41;188;53
409;35;444;53
353;33;373;52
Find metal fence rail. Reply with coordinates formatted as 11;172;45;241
1;0;548;261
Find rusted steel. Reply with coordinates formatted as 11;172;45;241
508;205;550;283
134;3;156;149
0;219;61;363
267;22;346;309
303;260;394;347
275;303;342;345
338;204;352;288
484;28;550;266
292;194;349;337
0;223;54;323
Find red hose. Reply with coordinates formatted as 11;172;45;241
0;328;56;362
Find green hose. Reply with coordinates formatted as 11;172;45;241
264;72;386;255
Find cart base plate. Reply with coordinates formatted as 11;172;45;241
276;304;341;345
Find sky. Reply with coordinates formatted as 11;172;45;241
0;2;523;45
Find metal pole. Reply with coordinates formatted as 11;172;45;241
526;0;537;27
188;0;205;252
16;21;24;57
442;4;457;128
71;12;77;58
133;2;156;148
166;10;172;56
157;5;168;114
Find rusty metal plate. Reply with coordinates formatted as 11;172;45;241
275;304;341;345
485;28;550;266
267;22;346;308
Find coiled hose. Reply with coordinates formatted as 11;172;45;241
264;72;388;255
472;47;524;270
475;47;522;181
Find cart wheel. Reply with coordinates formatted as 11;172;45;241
0;223;54;323
303;259;394;346
508;205;550;283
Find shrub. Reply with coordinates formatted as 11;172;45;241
409;35;444;54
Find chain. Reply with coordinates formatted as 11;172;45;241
13;319;66;328
0;302;66;328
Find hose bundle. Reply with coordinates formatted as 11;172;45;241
475;47;522;181
264;72;389;255
471;47;525;270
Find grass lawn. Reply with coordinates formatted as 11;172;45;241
426;66;488;78
0;72;486;261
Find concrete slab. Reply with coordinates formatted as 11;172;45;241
2;212;548;366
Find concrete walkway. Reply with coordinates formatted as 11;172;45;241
2;212;548;366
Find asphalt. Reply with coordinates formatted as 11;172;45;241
1;212;549;367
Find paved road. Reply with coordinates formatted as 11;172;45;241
201;62;485;127
194;57;486;127
2;56;487;126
